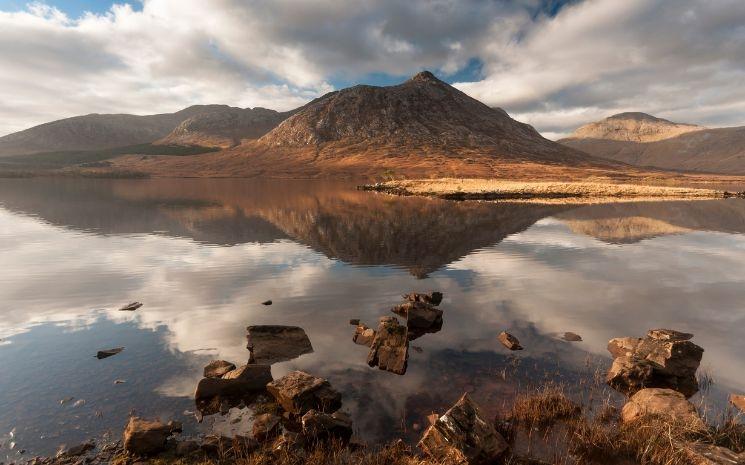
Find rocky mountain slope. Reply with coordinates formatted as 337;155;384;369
566;112;703;143
112;71;619;178
157;106;292;148
560;113;745;174
0;105;231;157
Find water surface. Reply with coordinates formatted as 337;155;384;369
1;178;745;459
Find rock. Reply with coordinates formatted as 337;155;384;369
682;443;745;465
621;388;706;430
261;300;272;306
367;316;408;375
271;431;306;458
96;347;124;359
403;292;443;306
498;331;523;350
252;413;281;441
352;324;376;347
606;329;703;397
349;319;360;325
119;302;142;311
418;393;508;465
114;379;126;384
427;413;439;425
301;410;353;443
563;332;582;342
203;360;237;378
175;440;200;456
195;364;272;414
56;441;94;458
122;417;181;456
729;394;745;413
246;325;313;364
267;371;342;416
391;301;443;331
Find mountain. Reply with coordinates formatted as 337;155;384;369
560;113;745;174
157;106;292;148
0;105;230;157
111;71;617;178
566;112;703;143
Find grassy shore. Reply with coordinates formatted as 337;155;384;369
361;178;745;203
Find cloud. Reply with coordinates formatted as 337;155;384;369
1;0;744;139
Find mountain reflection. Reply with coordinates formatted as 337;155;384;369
0;178;566;276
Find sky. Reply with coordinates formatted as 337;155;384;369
1;0;744;139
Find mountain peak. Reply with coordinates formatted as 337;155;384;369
566;112;703;142
408;70;441;84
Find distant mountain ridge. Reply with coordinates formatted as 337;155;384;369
560;112;745;174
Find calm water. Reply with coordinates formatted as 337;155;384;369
2;178;745;458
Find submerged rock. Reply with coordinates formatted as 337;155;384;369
301;410;353;443
262;300;272;306
246;325;313;364
266;371;342;416
352;324;376;347
403;292;443;306
498;331;523;351
367;316;408;375
119;302;143;311
123;417;182;456
56;441;94;458
418;393;508;465
96;347;124;359
621;388;705;430
606;328;703;397
203;360;237;378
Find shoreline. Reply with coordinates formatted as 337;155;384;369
360;178;745;204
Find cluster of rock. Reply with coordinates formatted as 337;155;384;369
353;292;444;375
606;329;745;464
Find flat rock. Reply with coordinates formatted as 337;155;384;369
352;324;376;347
403;291;443;306
266;371;342;416
246;325;313;364
195;364;272;415
301;410;353;443
252;413;281;441
203;360;236;378
621;388;705;430
119;302;143;311
367;316;408;375
123;417;181;456
418;393;508;465
498;331;523;350
606;329;703;397
96;347;124;359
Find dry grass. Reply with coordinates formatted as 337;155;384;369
508;384;582;429
363;178;735;203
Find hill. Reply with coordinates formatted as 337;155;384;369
560;114;745;174
157;106;292;148
0;105;229;157
109;71;621;179
566;112;703;143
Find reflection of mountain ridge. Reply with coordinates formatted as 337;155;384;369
0;179;566;276
557;200;745;243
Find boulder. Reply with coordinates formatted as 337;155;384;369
203;360;236;378
252;413;281;441
246;325;313;364
403;292;443;306
352;324;376;347
367;316;408;375
621;388;706;430
267;371;342;416
498;331;523;350
606;329;703;397
391;301;443;331
301;410;353;443
195;364;272;415
418;393;508;465
123;417;182;456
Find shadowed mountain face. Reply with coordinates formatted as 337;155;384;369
157;106;293;148
0;178;567;277
560;113;745;174
557;199;745;243
0;105;240;157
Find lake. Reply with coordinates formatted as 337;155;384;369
1;178;745;459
